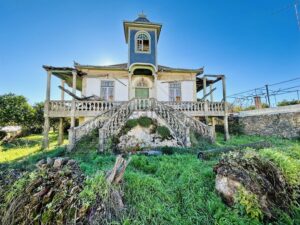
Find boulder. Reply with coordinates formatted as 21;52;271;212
214;150;294;220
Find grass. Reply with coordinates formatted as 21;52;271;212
1;132;300;224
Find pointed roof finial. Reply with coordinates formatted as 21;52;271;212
138;11;146;18
135;11;150;23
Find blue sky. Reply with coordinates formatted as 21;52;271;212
0;0;299;104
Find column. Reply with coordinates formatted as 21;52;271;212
68;70;77;151
203;76;209;124
42;70;51;149
58;80;65;145
210;83;216;137
128;72;133;100
222;75;230;141
71;70;77;128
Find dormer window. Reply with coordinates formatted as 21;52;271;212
135;31;150;53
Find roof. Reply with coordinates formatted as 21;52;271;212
134;13;151;23
74;63;203;74
158;65;203;74
43;65;85;90
123;14;162;43
43;63;205;91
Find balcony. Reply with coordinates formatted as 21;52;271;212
47;99;225;118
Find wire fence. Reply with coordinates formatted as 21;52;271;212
228;77;300;110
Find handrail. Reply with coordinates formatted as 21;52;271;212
68;102;127;150
160;100;214;141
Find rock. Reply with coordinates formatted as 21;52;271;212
66;159;77;166
214;150;294;219
215;174;241;205
117;125;178;151
46;157;54;166
36;159;46;168
53;157;65;168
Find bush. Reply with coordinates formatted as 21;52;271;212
137;116;152;128
125;119;138;129
0;131;6;140
161;146;174;155
157;126;171;140
277;100;300;107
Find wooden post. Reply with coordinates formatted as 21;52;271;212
42;70;51;149
222;75;230;141
210;83;216;137
68;70;77;151
203;76;209;124
71;70;77;128
203;76;207;100
58;80;65;145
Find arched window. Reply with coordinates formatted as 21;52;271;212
135;31;150;53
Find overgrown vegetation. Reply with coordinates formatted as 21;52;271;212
0;133;300;224
156;125;171;140
277;99;300;107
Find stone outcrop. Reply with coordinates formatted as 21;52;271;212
117;125;179;150
214;151;294;220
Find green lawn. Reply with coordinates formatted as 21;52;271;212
1;133;299;224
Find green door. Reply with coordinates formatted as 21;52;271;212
135;88;149;98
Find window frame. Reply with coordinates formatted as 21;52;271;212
135;31;151;54
100;80;115;101
169;82;182;102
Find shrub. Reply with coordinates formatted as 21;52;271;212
121;119;139;135
0;131;6;140
125;119;138;129
161;146;174;155
157;126;171;140
235;186;263;221
137;116;152;128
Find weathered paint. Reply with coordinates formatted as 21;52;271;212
85;77;129;101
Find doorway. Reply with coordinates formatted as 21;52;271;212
135;88;149;98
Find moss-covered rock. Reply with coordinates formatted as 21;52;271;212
214;150;296;221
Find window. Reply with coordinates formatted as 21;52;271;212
135;31;150;53
100;81;114;101
169;82;181;102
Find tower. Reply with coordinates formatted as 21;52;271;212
123;13;162;71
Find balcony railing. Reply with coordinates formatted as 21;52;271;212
48;100;225;117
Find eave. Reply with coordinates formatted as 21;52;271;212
123;21;162;43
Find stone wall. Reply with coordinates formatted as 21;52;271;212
234;106;300;139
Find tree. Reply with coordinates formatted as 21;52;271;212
0;93;34;129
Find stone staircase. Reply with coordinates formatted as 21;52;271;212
68;98;214;151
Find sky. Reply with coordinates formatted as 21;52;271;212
0;0;299;104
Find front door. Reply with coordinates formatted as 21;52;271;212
135;88;149;98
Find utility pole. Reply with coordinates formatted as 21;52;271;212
265;85;271;107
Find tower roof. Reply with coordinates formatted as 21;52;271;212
123;13;162;43
134;13;151;23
